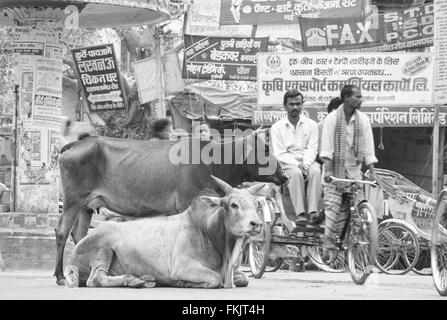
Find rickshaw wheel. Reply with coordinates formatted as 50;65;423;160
265;258;283;272
306;246;348;273
413;240;432;275
348;202;378;285
248;221;271;279
375;222;420;275
431;193;447;296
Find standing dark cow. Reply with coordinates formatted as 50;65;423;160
65;177;264;289
55;131;286;285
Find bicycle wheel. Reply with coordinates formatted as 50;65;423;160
248;221;271;279
347;202;378;285
431;192;447;296
307;246;348;273
413;247;432;276
265;258;283;272
375;222;420;275
376;227;397;272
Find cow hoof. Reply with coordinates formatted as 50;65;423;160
140;275;156;288
125;275;147;288
56;278;67;286
140;275;155;282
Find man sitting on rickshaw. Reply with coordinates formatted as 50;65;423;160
320;85;378;250
271;90;322;226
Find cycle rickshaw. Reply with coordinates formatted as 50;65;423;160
373;169;436;275
431;189;447;296
244;175;379;285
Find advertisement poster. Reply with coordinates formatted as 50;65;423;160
32;58;63;130
300;3;433;52
183;35;268;81
220;0;366;25
434;0;447;105
72;44;126;112
132;57;159;104
255;52;434;124
186;0;252;36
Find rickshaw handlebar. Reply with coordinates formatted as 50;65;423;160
329;176;378;186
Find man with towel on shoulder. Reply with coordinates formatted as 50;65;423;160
320;85;378;249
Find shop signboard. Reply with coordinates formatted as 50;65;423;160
72;44;126;112
255;52;434;125
300;3;433;52
220;0;366;25
183;34;268;81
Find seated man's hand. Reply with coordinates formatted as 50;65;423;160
324;170;333;183
300;164;310;177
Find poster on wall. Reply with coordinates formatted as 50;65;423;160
183;34;268;81
132;57;159;104
220;0;367;25
72;44;126;112
434;0;447;105
185;0;252;36
255;52;434;124
32;58;63;130
299;3;434;52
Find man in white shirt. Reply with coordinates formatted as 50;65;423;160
271;90;322;226
320;85;377;247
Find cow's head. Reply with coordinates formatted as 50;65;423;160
243;129;287;186
201;176;263;238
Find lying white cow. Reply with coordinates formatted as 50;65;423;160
65;176;264;288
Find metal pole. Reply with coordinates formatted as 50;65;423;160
433;104;440;196
10;85;19;212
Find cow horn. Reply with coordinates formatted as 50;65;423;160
211;176;233;194
246;183;266;196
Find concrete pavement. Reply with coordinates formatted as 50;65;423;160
0;269;443;300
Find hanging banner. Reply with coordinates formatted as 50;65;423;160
132;57;159;104
186;0;252;36
183;34;268;81
300;3;434;52
257;52;433;109
434;0;447;105
164;51;185;93
72;44;126;112
220;0;366;25
32;58;63;130
253;106;447;127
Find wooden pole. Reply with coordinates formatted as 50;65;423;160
10;85;19;212
433;104;440;196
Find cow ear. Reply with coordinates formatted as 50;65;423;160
200;196;222;207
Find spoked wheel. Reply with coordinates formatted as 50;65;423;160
413;246;432;276
248;221;271;279
375;222;420;275
347;202;378;285
307;246;347;273
265;258;283;272
431;192;447;296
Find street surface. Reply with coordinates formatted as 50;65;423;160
0;269;443;300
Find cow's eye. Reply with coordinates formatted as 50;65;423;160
231;203;239;209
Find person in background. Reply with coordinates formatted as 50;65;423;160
320;85;377;250
151;119;172;141
271;90;322;226
317;97;343;163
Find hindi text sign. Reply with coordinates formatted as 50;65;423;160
72;44;126;112
183;34;268;81
220;0;366;25
257;52;433;109
434;0;447;105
